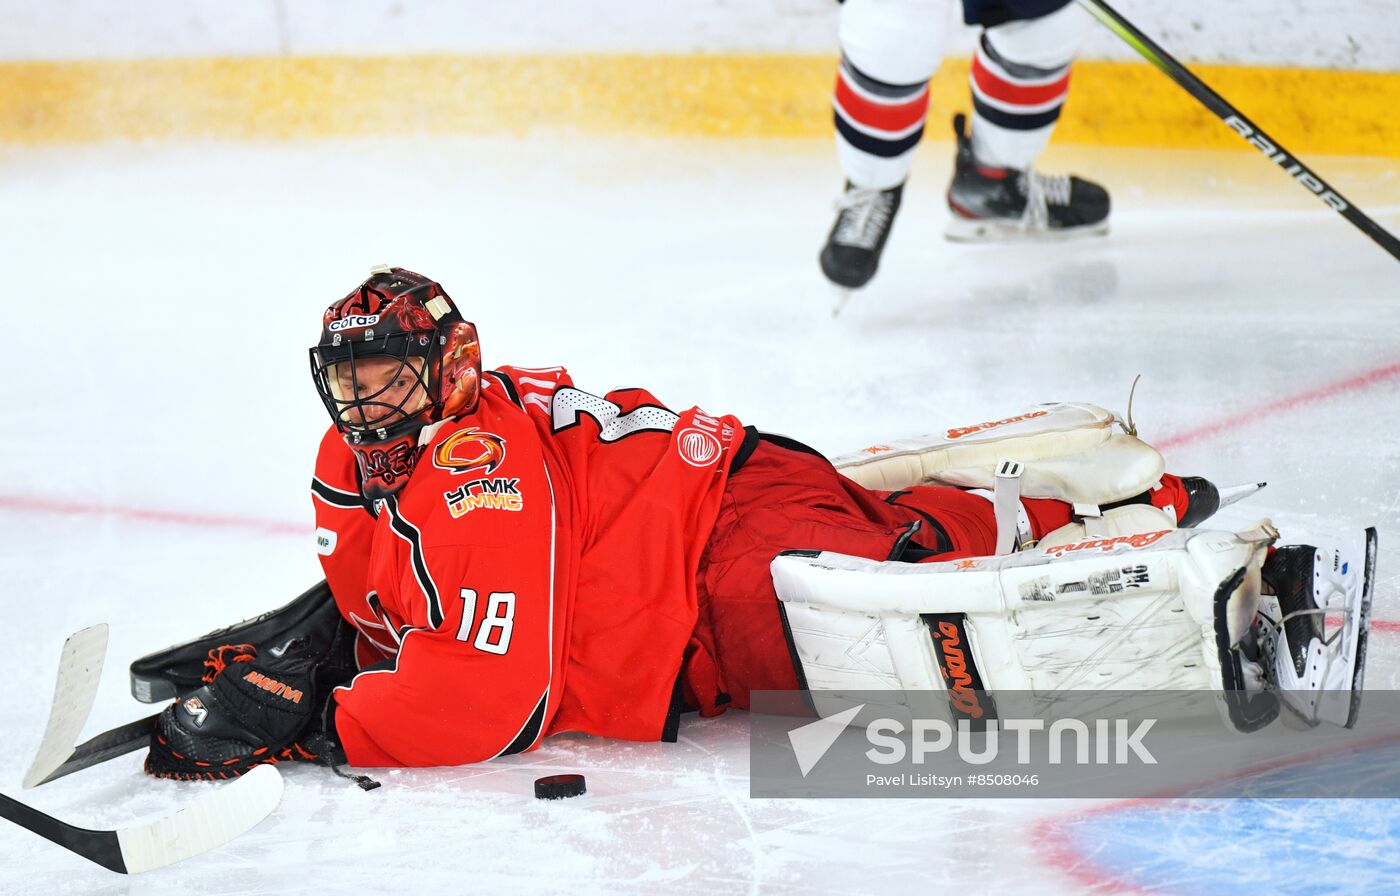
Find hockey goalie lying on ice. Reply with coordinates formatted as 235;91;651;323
133;267;1376;779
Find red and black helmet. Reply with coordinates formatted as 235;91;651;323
309;266;481;445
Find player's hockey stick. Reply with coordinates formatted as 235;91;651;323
1076;0;1400;263
0;764;283;874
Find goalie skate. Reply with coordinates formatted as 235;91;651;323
1251;528;1376;728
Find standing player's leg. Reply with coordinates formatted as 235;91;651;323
946;0;1110;240
820;0;947;289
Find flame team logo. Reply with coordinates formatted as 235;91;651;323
433;428;507;475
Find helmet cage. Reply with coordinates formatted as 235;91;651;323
309;329;445;443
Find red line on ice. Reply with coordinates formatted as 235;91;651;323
1157;357;1400;451
4;359;1398;539
1031;798;1167;896
0;492;306;536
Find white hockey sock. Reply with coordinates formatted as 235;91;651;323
968;2;1090;170
834;0;945;190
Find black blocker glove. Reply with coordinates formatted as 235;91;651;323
145;635;346;781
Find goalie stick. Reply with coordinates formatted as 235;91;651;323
7;627;285;872
31;714;158;787
0;764;283;874
1076;0;1400;264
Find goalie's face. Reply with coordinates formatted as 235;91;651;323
328;355;432;431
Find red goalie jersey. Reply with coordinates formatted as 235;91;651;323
311;366;744;767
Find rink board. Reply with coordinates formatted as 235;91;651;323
2;54;1399;155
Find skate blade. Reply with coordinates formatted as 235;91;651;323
943;216;1110;244
1342;527;1378;728
830;284;855;317
1218;481;1267;510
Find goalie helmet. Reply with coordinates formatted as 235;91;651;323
309;266;481;499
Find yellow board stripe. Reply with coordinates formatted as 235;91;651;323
2;53;1397;155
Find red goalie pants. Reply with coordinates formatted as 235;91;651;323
681;436;1188;715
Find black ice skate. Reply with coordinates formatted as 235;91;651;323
1176;476;1222;527
819;181;904;289
1099;476;1263;528
1253;530;1377;728
944;113;1109;242
129;580;357;704
1260;546;1326;681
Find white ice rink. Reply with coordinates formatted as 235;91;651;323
1;133;1398;894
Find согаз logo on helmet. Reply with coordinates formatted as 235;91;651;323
328;314;381;332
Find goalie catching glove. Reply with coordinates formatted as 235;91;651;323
146;635;345;781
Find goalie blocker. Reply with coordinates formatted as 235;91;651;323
772;522;1375;732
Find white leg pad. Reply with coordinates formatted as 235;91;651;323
773;522;1277;726
833;402;1165;506
1038;504;1178;550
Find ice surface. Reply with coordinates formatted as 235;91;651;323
0;134;1397;894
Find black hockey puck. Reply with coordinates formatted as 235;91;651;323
534;774;587;800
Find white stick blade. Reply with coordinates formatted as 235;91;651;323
23;625;109;789
116;764;284;874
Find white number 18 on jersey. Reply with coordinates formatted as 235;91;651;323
456;589;516;654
